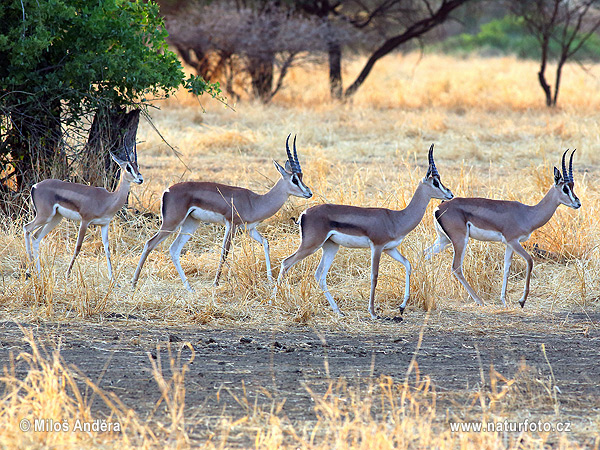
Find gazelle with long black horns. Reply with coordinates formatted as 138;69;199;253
275;145;454;319
24;144;144;280
131;134;312;291
424;149;580;308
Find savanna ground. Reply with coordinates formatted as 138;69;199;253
0;54;599;449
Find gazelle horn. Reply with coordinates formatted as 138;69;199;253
561;149;569;181
293;135;301;173
428;144;439;177
568;149;576;183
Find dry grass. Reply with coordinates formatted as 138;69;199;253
1;52;600;448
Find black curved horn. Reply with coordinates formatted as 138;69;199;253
285;133;294;169
428;144;439;177
561;149;569;181
568;149;576;182
293;135;301;173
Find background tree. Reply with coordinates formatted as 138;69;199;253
165;0;473;101
297;0;474;99
166;1;345;102
509;0;600;107
0;0;219;205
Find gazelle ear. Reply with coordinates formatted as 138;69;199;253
110;151;125;166
554;167;563;185
273;160;289;177
284;160;293;173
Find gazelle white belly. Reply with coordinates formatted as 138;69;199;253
383;237;404;250
467;223;504;242
56;205;82;221
328;231;371;248
189;207;226;224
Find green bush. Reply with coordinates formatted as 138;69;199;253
436;15;600;62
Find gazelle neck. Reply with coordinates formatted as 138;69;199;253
393;182;432;231
528;186;561;231
253;177;291;222
108;170;132;213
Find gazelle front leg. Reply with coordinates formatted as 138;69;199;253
384;247;411;314
507;241;533;308
368;245;384;319
100;224;115;281
66;220;90;278
500;245;514;306
214;221;236;286
248;227;273;284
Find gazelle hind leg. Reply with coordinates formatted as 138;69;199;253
314;240;341;315
451;233;485;306
29;214;63;273
132;221;183;288
424;221;451;260
169;215;201;292
500;246;514;307
273;237;324;300
247;227;273;284
213;221;235;287
507;241;533;308
66;221;90;277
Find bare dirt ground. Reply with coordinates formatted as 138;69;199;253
1;309;598;446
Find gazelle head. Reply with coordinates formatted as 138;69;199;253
110;143;144;185
421;144;454;200
553;149;580;209
273;134;312;199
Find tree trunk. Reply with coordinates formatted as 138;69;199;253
8;94;63;192
538;35;553;107
343;0;470;98
328;40;343;100
552;57;567;107
84;108;140;190
248;56;274;103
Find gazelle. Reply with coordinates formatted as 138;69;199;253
424;149;581;308
275;145;454;319
131;134;312;291
24;144;143;280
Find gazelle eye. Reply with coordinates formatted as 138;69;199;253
126;166;133;174
562;186;569;194
292;176;299;185
433;179;439;188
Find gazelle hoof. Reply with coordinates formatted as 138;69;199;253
399;306;405;315
376;315;403;323
519;300;526;308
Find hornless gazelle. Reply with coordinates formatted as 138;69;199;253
424;149;581;308
275;145;454;319
24;144;144;280
131;135;312;291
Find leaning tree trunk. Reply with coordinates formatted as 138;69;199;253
84;107;140;190
552;56;568;107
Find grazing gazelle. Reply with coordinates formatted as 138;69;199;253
131;134;312;291
24;144;143;280
424;149;581;308
275;145;454;319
